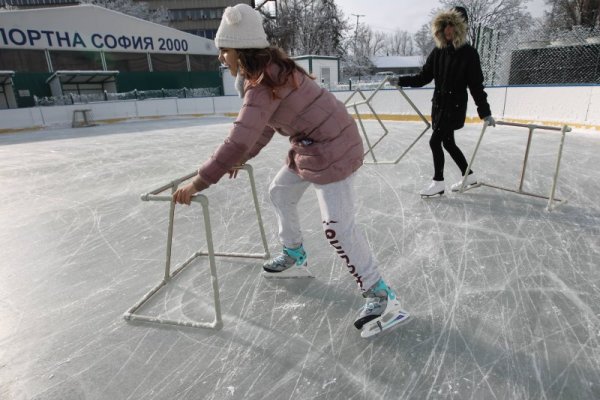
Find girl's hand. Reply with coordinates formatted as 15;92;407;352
173;182;201;205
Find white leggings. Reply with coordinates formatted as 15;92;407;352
268;166;381;292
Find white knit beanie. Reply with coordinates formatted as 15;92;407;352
214;4;269;49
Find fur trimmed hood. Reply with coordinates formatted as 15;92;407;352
432;9;468;49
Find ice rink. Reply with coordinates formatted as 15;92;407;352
1;116;599;400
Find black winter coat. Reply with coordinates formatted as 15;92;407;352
398;43;491;131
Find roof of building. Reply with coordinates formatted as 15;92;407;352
370;56;423;69
46;70;119;84
0;4;217;55
2;0;78;6
0;70;15;85
292;55;339;61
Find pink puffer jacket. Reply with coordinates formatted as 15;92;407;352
193;66;364;189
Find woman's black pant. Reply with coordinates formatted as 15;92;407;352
429;127;471;181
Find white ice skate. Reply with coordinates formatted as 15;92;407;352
360;297;410;339
420;180;445;198
355;279;410;338
261;245;314;279
451;173;478;192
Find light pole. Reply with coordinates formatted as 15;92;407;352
351;13;365;51
351;13;365;83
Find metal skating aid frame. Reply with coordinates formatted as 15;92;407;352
456;121;571;211
123;164;270;329
344;77;431;164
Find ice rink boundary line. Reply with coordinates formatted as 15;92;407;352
346;114;600;132
0;126;44;134
225;112;599;131
1;113;598;135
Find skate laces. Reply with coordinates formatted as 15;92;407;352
364;297;384;311
271;253;289;267
363;279;396;301
283;245;306;266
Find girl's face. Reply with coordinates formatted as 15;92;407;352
444;24;455;42
219;48;239;76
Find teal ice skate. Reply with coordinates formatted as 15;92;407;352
355;279;410;338
262;245;314;279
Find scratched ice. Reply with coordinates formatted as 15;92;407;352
1;116;599;399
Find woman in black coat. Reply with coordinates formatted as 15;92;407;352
396;7;495;197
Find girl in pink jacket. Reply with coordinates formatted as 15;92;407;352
173;3;408;337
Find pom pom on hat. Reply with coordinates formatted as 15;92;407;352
215;3;269;49
223;6;242;25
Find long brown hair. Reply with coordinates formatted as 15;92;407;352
237;47;313;95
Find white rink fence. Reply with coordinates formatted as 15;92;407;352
1;84;599;132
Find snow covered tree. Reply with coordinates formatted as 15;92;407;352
384;30;415;56
352;24;386;56
543;0;600;29
438;0;534;41
340;52;374;81
369;30;388;56
414;23;435;57
263;0;347;56
341;22;376;79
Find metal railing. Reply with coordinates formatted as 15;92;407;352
456;121;571;211
344;77;431;164
123;164;270;329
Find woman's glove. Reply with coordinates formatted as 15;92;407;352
484;116;496;127
388;77;400;87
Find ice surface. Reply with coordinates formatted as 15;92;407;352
1;116;599;399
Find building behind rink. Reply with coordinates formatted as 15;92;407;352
0;4;221;109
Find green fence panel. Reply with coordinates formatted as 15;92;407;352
12;73;52;107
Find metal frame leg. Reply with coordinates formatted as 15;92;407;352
354;104;378;163
345;88;388;163
547;125;568;211
457;122;489;193
123;164;269;329
391;86;431;164
457;121;570;211
344;78;430;165
123;193;222;329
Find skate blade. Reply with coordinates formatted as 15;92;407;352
451;182;480;192
420;191;444;198
261;267;315;279
360;301;410;338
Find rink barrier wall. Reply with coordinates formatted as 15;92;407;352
333;85;600;131
1;85;599;133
